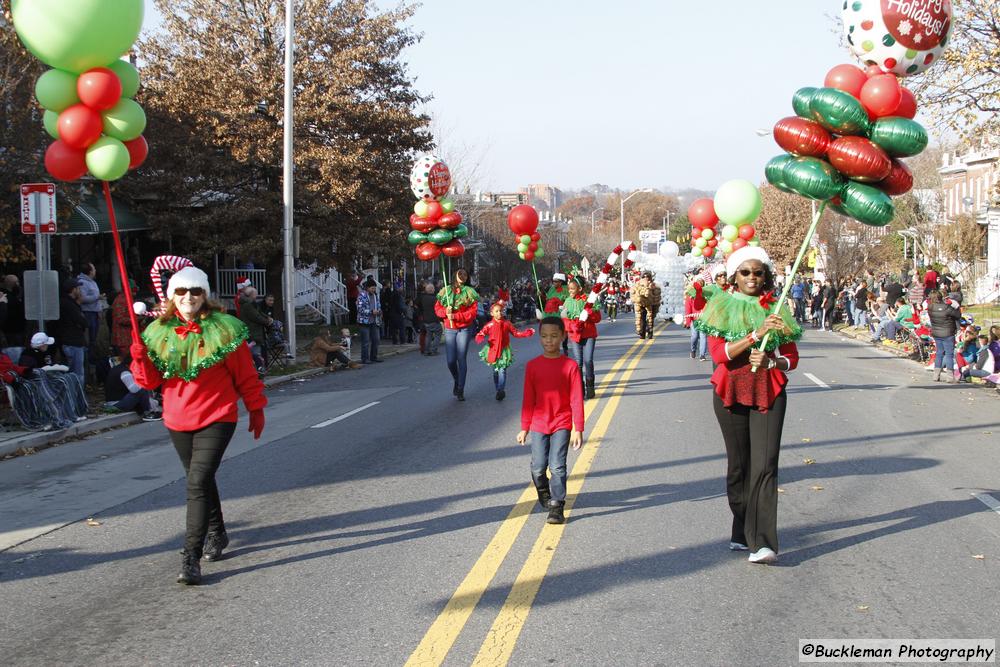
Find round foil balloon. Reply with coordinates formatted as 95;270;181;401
781;157;846;201
792;87;817;118
843;0;953;77
827;136;892;183
840;182;895;226
765;154;798;194
410;154;451;201
773;116;832;158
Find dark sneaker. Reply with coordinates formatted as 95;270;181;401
453;382;459;396
141;411;163;422
546;501;565;525
495;390;505;401
690;350;696;359
456;390;465;402
203;531;229;562
177;550;202;585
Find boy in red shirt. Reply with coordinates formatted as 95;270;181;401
517;317;585;525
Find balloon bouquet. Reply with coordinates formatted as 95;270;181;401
13;0;150;342
687;180;762;262
506;204;547;315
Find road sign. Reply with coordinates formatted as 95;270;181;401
21;183;56;234
24;270;60;322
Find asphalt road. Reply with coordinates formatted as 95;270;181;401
1;321;999;666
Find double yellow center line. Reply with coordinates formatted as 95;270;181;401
406;327;660;666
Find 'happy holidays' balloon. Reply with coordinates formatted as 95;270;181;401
842;0;953;77
409;154;452;201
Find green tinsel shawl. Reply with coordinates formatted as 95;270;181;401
437;285;478;308
693;290;801;351
141;312;249;381
560;296;587;319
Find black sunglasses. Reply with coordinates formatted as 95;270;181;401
738;269;765;277
174;287;205;296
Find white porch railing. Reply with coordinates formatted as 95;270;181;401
294;264;350;325
216;268;267;298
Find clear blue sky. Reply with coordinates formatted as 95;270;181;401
144;1;868;193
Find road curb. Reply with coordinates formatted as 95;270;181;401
0;412;141;459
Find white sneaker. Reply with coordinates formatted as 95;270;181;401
729;542;749;551
748;547;778;564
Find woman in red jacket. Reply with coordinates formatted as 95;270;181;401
560;276;601;399
130;266;266;585
693;246;801;565
475;301;534;401
434;269;480;401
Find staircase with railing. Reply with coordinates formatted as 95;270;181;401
294;264;349;326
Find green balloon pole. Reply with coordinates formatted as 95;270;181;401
529;261;544;315
752;200;827;372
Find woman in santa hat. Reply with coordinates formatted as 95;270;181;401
130;266;267;585
694;245;801;565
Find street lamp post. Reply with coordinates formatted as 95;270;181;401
620;188;652;275
590;207;604;234
281;0;297;359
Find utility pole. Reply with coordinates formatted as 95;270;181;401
281;0;297;358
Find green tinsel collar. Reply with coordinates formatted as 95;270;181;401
437;285;478;308
141;312;249;381
693;289;802;351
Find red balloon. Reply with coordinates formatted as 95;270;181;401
707;238;718;248
772;116;832;158
438;212;463;229
424;201;443;221
701;247;714;258
864;64;884;78
824;64;867;99
530;232;540;241
731;238;748;251
523;251;535;261
77;67;122;111
57;104;103;149
875;159;914;196
860;74;902;118
441;239;465;258
44;140;88;181
528;241;538;251
124;136;148;169
687;198;718;230
411;217;436;233
410;213;419;224
415;242;441;261
507;204;539;235
738;224;756;241
828;136;892;182
892;87;917;119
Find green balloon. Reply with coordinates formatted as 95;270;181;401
12;0;144;74
108;59;140;99
517;242;529;253
520;234;531;244
452;224;469;239
42;109;60;139
35;69;80;112
534;247;544;259
782;157;846;201
518;252;526;260
86;136;130;181
869;118;928;158
792;87;817;118
809;88;871;136
439;197;454;214
102;98;146;141
765;154;797;194
714;179;762;225
407;230;427;246
840;182;895;226
428;229;453;245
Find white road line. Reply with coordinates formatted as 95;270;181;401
803;372;829;389
973;492;1000;516
311;401;380;429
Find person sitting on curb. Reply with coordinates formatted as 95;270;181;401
104;352;162;421
18;332;59;371
308;329;361;371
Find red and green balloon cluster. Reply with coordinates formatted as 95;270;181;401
406;156;466;261
13;0;148;182
688;180;761;260
507;205;544;262
766;63;928;227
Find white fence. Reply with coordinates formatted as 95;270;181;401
216;268;267;298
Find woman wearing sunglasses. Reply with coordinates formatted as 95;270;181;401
129;266;267;585
693;246;801;565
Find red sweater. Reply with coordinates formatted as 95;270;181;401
131;342;267;431
520;355;585;434
563;308;601;343
434;293;478;330
707;336;798;412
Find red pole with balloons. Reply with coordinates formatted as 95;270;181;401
12;0;150;343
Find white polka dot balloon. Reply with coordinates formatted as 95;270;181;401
410;154;452;201
842;0;953;78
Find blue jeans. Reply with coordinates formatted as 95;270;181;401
530;429;570;503
690;325;707;357
933;336;955;370
855;309;868;329
359;323;380;362
846;300;855;325
567;337;596;385
444;326;473;390
793;298;805;322
493;369;506;392
84;311;99;347
62;345;86;383
114;390;151;414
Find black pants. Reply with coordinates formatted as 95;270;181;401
169;422;237;555
713;391;787;552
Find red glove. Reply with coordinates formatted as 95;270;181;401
249;409;265;440
130;342;148;360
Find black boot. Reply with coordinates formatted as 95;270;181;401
585;377;596;400
203;530;229;562
456;388;465;401
177;549;202;585
546;500;565;525
495;390;505;401
533;475;551;509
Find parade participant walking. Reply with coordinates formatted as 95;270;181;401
561;275;601;398
546;272;569;308
435;269;479;401
356;277;383;364
129;266;266;585
694;246;801;565
475;301;535;401
517;317;585;525
604;280;619;323
632;271;660;339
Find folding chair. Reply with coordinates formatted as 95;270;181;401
263;339;291;374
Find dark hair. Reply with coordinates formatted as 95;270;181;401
928;291;942;304
728;262;776;293
452;268;469;291
539;316;565;332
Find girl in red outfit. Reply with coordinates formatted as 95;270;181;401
693;246;801;565
130;266;266;586
475;302;534;401
434;269;479;401
560;276;602;399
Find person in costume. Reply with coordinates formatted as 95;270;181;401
435;268;479;402
604;279;619;323
693;246;801;565
561;275;602;399
475;302;535;401
129;266;267;585
685;267;727;360
546;272;569;306
631;271;660;339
